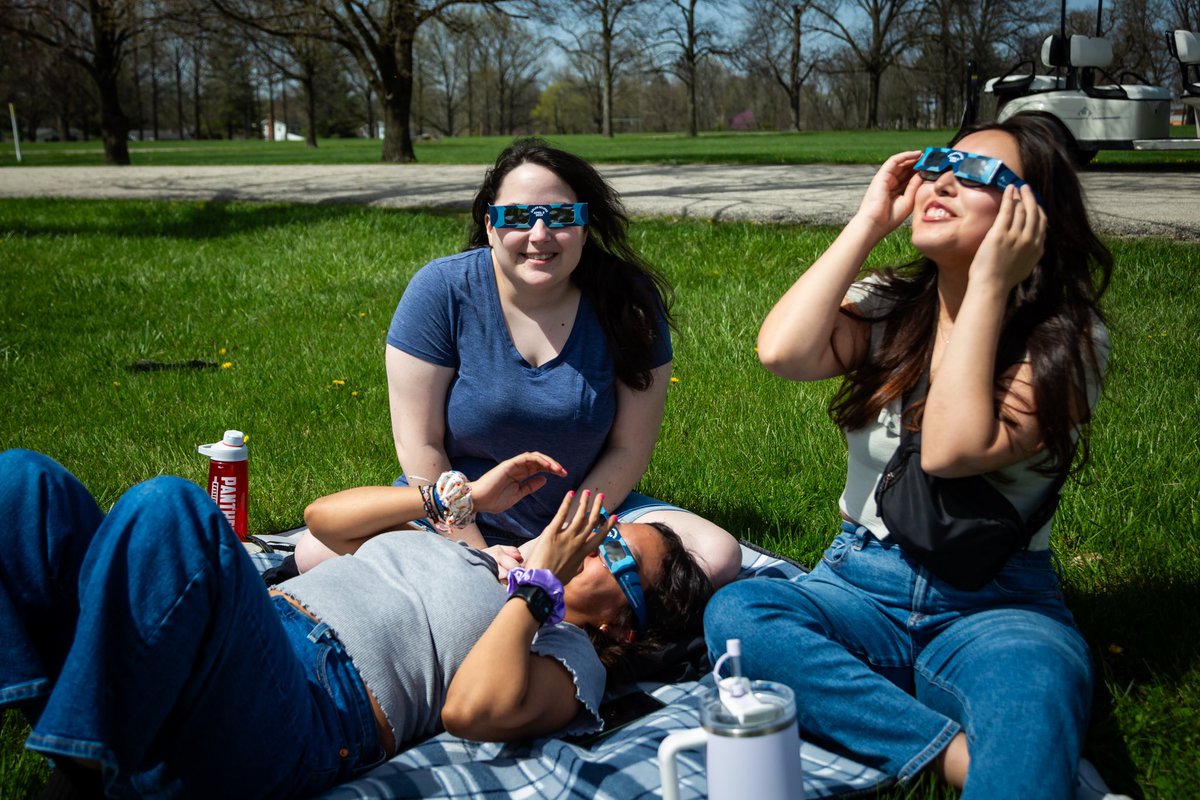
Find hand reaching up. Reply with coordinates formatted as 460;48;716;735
469;452;567;515
525;490;614;586
971;183;1046;292
852;150;925;238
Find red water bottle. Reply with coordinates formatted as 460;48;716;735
198;430;249;540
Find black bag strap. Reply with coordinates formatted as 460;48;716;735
900;369;1071;537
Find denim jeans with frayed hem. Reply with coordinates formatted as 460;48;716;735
0;449;384;799
704;523;1093;799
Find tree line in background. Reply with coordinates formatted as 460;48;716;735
1;0;1197;164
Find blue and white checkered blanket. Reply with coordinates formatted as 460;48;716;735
249;536;889;799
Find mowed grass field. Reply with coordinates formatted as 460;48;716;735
3;128;1200;167
0;196;1197;798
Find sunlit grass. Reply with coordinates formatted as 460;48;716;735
2;129;1198;168
0;199;1197;797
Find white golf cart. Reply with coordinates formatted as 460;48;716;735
967;0;1200;163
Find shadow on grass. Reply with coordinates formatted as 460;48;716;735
0;198;466;240
1069;577;1200;798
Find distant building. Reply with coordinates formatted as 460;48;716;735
260;119;304;142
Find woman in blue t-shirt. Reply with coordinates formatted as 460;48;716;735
297;138;741;586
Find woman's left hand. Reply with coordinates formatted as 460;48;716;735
971;183;1046;291
525;490;613;585
469;452;567;514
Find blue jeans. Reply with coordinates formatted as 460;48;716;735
705;522;1093;799
0;450;384;799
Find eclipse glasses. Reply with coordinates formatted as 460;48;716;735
487;202;589;229
598;523;648;631
913;147;1042;206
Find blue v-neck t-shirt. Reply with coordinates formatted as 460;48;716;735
387;247;672;541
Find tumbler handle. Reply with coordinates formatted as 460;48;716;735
658;727;708;800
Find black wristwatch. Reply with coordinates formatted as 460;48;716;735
508;583;554;626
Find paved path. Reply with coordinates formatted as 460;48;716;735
1;163;1197;239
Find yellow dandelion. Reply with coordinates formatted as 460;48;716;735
221;362;233;369
332;379;346;386
219;347;227;355
243;434;250;443
112;381;120;388
359;311;367;317
670;376;680;384
351;391;360;397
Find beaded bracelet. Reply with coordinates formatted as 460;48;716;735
418;484;442;524
434;470;475;529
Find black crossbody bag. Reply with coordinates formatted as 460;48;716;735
873;373;1068;591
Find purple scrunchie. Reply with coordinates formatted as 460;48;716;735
506;567;566;626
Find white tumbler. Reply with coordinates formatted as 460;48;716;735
658;680;804;800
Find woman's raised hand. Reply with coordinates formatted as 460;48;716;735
525;490;613;585
853;151;924;236
971;183;1046;291
469;452;567;515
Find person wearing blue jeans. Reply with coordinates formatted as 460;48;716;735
0;448;385;799
705;523;1094;794
1;447;714;799
712;113;1117;797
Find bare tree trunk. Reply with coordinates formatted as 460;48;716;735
379;39;416;162
303;62;318;148
133;44;144;141
267;72;275;140
96;68;131;163
192;41;202;138
601;31;614;137
151;39;160;141
174;46;185;138
684;0;698;137
93;17;131;164
867;67;882;128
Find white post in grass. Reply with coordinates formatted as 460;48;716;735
7;103;21;162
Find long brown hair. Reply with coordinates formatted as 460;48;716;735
830;112;1113;474
467;138;674;391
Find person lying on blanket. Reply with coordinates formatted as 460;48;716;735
0;448;712;800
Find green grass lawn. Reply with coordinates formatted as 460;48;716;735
0;198;1197;797
3;129;1200;167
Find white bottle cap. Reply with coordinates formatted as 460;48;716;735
198;429;248;461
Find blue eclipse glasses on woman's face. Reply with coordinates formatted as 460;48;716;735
487;202;588;229
599;525;648;632
913;147;1042;206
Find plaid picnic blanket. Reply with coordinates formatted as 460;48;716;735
248;535;890;799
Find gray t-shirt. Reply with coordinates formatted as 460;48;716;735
278;532;605;749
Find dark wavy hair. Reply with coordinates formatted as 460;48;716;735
584;522;714;687
467;137;674;390
830;111;1113;475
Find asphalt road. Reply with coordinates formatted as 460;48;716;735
2;163;1197;239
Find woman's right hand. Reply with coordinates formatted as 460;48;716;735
469;452;567;514
524;490;613;585
853;150;924;236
